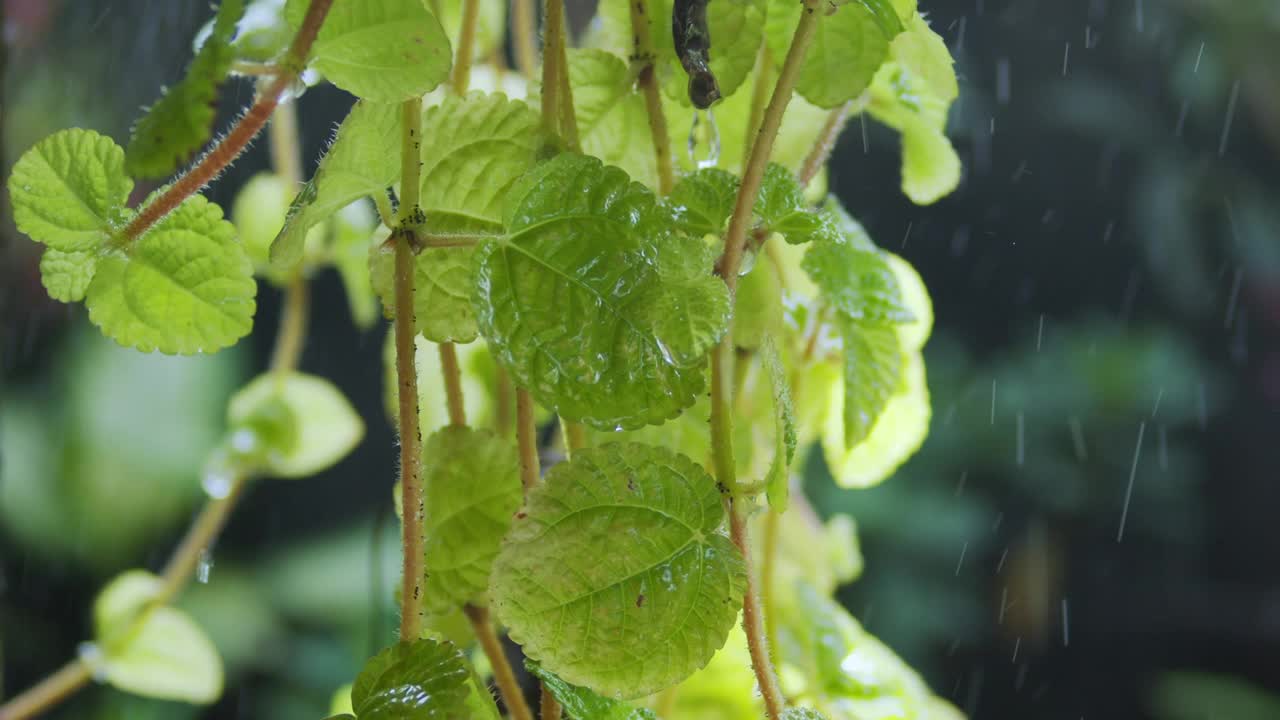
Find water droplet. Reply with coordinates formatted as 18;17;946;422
202;468;234;499
654;338;676;366
687;109;721;169
78;642;108;681
229;428;259;455
196;549;214;584
738;245;758;276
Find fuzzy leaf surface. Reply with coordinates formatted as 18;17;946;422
526;660;658;720
8;129;133;253
351;639;471;719
668;168;739;237
126;0;245;178
491;442;746;698
420;426;522;612
766;0;902;108
802;236;912;323
418;92;551;225
85;195;256;354
474;154;729;429
271;101;400;269
285;0;451;102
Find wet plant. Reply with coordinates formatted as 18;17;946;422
1;0;965;718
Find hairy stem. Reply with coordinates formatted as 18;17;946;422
515;389;540;493
539;0;564;137
438;342;467;427
729;502;785;719
707;6;822;719
555;28;580;152
395;98;427;642
450;0;481;94
761;503;781;656
120;0;333;242
463;605;535;720
512;0;538;78
797;102;850;188
742;48;775;170
628;0;674;194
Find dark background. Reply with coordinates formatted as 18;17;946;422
2;0;1279;719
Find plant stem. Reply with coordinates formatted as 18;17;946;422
729;502;785;719
707;6;821;719
719;4;818;294
628;0;673;194
395;97;427;642
540;688;564;720
742;48;775;170
563;420;587;458
539;0;563;137
761;504;781;656
797;102;850;188
270;277;310;373
515;389;539;493
0;661;91;720
512;0;537;78
438;342;467;427
495;364;514;438
556;32;580;152
375;191;396;228
463;606;535;720
451;0;481;94
119;0;333;242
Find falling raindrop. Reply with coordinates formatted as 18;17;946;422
1116;421;1147;542
1061;597;1071;647
1219;80;1241;156
687;109;720;169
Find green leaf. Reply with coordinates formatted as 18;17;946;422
8;129;133;252
765;0;902;108
823;343;928;488
774;582;942;719
821;252;932;488
558;49;658;189
526;660;658;720
331;200;381;329
802;235;912;323
596;0;764;105
419;92;552;225
866;12;961;204
756;163;831;245
285;0;452;102
351;639;471;719
227;0;293;63
271;100;400;270
669;168;739;237
836;319;903;448
232;171;296;271
733;256;784;351
92;570;224;704
85;195;256;354
474;154;729;430
39;249;97;302
369;213;503;343
761;336;797;511
420;426;522;612
126;0;245;178
490;442;746;698
227;371;364;478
